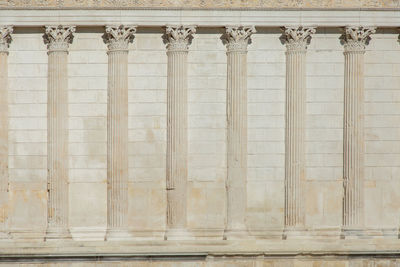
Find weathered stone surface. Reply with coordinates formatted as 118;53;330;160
103;25;136;240
282;26;315;233
0;6;400;265
44;25;75;240
0;0;400;9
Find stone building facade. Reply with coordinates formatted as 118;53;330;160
0;1;400;265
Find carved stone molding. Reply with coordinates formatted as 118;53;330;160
163;26;196;52
341;26;376;53
0;26;13;53
1;0;399;9
43;25;75;52
222;26;256;52
103;25;136;52
282;26;316;52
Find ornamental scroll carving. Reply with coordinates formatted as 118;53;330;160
222;26;256;52
163;26;196;52
103;25;137;51
1;0;399;9
281;26;316;52
0;26;13;53
43;25;75;52
341;26;376;52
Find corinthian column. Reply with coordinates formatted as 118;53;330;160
341;26;375;236
222;26;255;239
281;26;315;237
163;25;196;240
0;26;12;235
102;25;136;240
43;25;75;239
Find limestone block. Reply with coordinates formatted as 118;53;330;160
69;182;106;227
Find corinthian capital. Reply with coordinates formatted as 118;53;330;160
341;26;376;52
103;25;137;52
222;26;256;52
43;25;76;52
163;25;196;52
0;26;13;53
282;26;316;51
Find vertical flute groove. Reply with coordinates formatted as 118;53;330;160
341;26;375;229
164;26;195;231
282;27;315;229
43;25;75;238
103;25;136;234
222;26;255;234
0;26;13;228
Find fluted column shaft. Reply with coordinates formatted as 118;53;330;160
164;26;195;233
166;49;188;229
47;51;68;228
282;27;315;229
222;26;255;236
43;25;75;238
107;50;129;228
342;26;375;229
103;25;136;236
0;26;13;228
226;49;247;231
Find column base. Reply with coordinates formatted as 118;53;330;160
0;231;10;239
282;227;308;240
223;228;249;240
105;229;133;241
340;228;366;239
45;228;71;241
164;228;195;240
70;227;106;241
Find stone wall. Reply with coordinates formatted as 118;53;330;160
1;0;400;9
0;7;399;265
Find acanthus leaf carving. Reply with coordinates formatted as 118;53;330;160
43;25;76;52
103;25;137;52
163;25;196;52
281;26;316;51
222;26;256;52
341;26;376;52
0;26;13;53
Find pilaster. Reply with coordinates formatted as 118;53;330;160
281;26;315;238
43;25;75;240
341;26;376;238
163;25;196;240
103;25;136;241
0;26;12;238
221;25;255;239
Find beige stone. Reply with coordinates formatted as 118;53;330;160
282;26;315;233
222;26;255;239
0;26;12;237
0;7;399;266
103;24;136;240
1;0;400;9
341;26;376;234
43;25;75;240
164;25;196;240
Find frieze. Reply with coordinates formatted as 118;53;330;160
0;0;399;9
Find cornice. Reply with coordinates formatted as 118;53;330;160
0;0;399;9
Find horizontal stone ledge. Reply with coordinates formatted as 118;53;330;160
0;239;399;255
0;10;400;27
2;251;400;262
